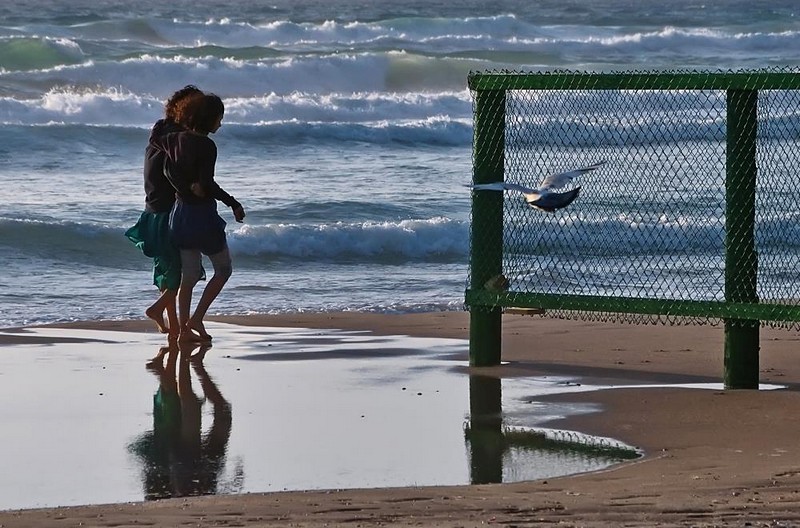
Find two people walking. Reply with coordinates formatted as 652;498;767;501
126;86;245;343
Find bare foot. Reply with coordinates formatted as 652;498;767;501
176;340;201;357
146;346;170;370
178;328;205;343
145;306;169;334
145;361;164;373
190;344;212;363
187;318;212;341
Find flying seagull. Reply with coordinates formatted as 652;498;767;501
470;161;606;212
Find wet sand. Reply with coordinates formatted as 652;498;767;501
4;311;800;527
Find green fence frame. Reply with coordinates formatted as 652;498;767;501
466;71;800;388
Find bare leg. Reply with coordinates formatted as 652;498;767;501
187;275;225;340
177;249;205;342
178;286;205;343
145;289;172;334
188;247;232;341
162;289;179;340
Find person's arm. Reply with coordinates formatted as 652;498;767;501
197;138;246;222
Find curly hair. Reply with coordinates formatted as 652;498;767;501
164;85;203;121
172;93;224;134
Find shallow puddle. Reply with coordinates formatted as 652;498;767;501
0;323;644;510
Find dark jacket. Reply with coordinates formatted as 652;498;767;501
149;130;240;210
143;119;183;213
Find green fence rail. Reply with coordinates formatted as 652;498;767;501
466;69;800;388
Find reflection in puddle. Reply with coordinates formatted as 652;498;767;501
465;375;639;484
127;342;242;499
466;425;641;484
0;324;645;510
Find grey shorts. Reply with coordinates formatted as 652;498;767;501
180;246;232;283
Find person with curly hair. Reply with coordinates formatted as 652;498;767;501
151;92;245;342
126;85;203;340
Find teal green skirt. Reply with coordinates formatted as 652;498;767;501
125;211;181;291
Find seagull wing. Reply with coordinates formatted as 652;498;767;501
538;161;606;190
471;181;538;197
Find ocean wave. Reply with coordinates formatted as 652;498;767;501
7;51;480;96
7;84;800;147
6;211;799;268
6;108;800;149
5;12;800;80
0;36;85;72
226;118;472;146
0;216;471;265
23;14;800;59
225;90;470;124
508;213;725;257
0;217;143;269
227;217;469;262
6;12;800;100
0;87;474;145
5;14;558;54
506;210;800;258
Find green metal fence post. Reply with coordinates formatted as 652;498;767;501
469;88;505;366
724;89;760;389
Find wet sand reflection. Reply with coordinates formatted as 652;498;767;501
466;375;640;484
128;342;242;500
0;323;646;510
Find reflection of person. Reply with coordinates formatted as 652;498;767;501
151;93;245;343
125;85;203;339
128;341;236;500
128;344;181;500
174;340;233;497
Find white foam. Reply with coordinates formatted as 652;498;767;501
228;217;469;260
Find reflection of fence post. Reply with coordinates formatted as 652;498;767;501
724;89;760;389
470;88;505;367
467;375;503;484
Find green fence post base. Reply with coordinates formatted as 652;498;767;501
724;88;759;390
469;308;502;366
724;320;759;389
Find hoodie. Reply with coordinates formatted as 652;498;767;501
143;119;183;213
149;127;240;211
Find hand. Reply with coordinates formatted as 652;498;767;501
190;182;206;198
233;205;246;223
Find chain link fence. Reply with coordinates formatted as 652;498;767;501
467;69;800;328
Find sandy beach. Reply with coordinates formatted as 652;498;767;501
3;311;800;527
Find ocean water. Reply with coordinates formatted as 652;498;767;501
2;0;800;328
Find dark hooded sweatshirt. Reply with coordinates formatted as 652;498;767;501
148;127;240;211
143;119;183;213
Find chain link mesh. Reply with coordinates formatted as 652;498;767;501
467;69;800;328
